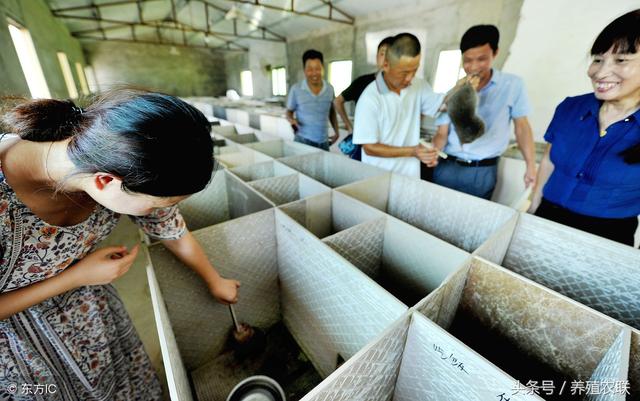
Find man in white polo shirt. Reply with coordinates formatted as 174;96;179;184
353;33;444;177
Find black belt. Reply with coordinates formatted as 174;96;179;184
445;155;499;167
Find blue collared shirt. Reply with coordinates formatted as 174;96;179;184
436;69;531;160
543;93;640;218
286;79;335;144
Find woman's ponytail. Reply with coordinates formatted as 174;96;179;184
1;98;85;142
4;89;213;197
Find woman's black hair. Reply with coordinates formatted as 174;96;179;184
590;10;640;164
591;9;640;55
2;89;214;196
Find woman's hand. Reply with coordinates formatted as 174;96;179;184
64;245;139;287
208;276;240;305
161;231;241;305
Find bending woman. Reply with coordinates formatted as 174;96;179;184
529;10;640;247
0;90;239;400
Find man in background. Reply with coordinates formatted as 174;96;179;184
286;49;340;150
432;24;536;199
334;36;395;159
353;33;443;177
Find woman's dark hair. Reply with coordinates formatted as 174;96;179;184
2;89;214;196
591;9;640;55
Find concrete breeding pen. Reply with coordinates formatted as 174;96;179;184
17;4;640;401
230;160;299;182
212;123;276;145
146;209;408;401
177;169;273;231
243;139;321;159
214;148;273;169
279;191;471;306
413;257;631;401
247;173;330;206
211;139;250;157
152;134;639;400
482;212;640;397
336;173;518;253
230;153;330;205
301;306;629;401
279;152;387;188
496;213;640;329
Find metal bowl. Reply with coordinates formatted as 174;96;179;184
226;375;286;401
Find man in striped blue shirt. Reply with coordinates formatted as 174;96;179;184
286;49;340;150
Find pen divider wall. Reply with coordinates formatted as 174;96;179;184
248;173;330;206
178;169;273;231
244;139;321;159
279;152;388;188
230;159;298;182
336;173;517;253
412;256;630;401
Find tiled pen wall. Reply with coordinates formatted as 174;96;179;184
144;114;639;401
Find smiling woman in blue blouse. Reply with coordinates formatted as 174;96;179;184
529;9;640;246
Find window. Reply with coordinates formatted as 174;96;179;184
84;65;99;93
433;49;466;93
7;19;50;98
75;62;90;95
57;52;78;99
328;60;352;96
271;67;287;96
240;70;253;97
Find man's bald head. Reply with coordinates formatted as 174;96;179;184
385;33;421;66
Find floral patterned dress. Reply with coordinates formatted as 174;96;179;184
0;152;187;400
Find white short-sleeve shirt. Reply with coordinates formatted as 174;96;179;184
353;72;444;177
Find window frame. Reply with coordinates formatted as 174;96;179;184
7;18;51;98
240;69;253;97
432;49;466;93
327;59;353;97
271;66;287;96
57;51;79;99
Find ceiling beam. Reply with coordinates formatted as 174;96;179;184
56;14;245;49
136;0;144;23
198;0;286;41
75;34;247;51
173;18;283;44
318;0;354;20
219;0;354;24
56;13;285;43
50;0;164;13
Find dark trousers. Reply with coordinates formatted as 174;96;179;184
433;159;498;200
294;135;330;151
420;164;434;182
535;198;638;247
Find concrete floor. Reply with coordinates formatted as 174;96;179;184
98;217;170;400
